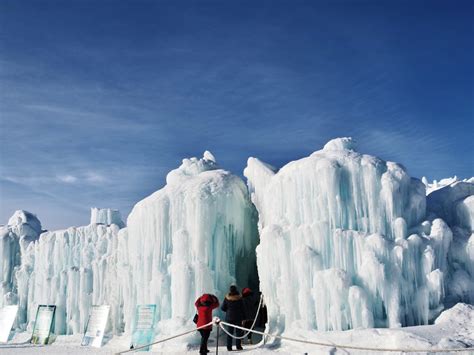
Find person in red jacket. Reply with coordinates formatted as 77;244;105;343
195;293;219;354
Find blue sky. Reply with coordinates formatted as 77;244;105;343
1;0;473;229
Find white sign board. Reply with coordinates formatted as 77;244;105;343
0;305;18;343
131;304;157;351
81;305;110;348
31;305;56;345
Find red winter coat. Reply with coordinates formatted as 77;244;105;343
195;294;219;329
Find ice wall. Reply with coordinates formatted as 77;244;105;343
15;211;124;334
244;137;463;333
426;181;474;306
0;211;41;309
119;151;259;333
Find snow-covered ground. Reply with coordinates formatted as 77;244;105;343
1;303;473;354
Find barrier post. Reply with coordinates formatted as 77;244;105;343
215;323;219;355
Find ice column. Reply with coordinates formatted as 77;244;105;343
120;152;259;333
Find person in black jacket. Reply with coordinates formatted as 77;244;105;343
221;285;246;351
241;288;259;344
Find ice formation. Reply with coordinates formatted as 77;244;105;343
244;137;474;333
422;176;474;195
14;209;124;333
90;207;125;228
2;140;472;343
427;181;474;306
118;152;259;334
1;211;42;309
1;153;258;337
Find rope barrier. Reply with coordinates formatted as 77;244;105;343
219;321;474;353
116;320;214;354
116;300;474;355
219;294;264;340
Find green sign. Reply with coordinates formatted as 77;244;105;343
31;305;56;345
131;304;157;351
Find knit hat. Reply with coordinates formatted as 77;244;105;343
229;285;239;295
242;287;252;296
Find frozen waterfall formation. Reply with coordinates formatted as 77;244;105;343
245;137;474;332
118;152;259;333
1;138;473;338
1;153;259;335
13;208;124;334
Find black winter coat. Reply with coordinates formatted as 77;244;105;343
221;293;246;323
242;292;259;321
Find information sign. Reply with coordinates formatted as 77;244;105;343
31;305;56;345
131;304;157;351
81;305;110;347
0;305;18;343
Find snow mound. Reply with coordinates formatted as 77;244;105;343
244;138;470;333
434;303;474;324
118;151;259;333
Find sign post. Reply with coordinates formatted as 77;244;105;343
0;305;18;343
30;305;56;345
81;305;110;348
131;304;157;351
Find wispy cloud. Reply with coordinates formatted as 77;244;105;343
56;175;78;183
84;171;107;184
1;0;472;229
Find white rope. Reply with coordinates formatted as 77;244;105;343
117;320;214;354
219;320;474;353
220;293;264;340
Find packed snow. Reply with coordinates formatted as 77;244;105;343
1;138;473;354
2;303;473;354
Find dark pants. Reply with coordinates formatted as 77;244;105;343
242;320;253;340
198;329;211;354
226;322;243;349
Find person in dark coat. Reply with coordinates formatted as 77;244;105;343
195;293;219;354
221;285;246;351
241;287;259;344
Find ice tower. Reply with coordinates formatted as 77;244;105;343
119;152;259;334
244;138;465;333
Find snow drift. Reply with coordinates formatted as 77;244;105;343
244;137;474;333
